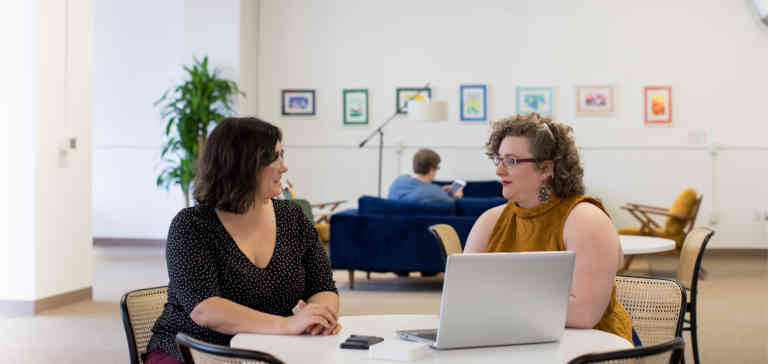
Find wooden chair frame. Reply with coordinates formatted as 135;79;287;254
678;227;714;364
120;286;168;364
620;194;703;239
619;194;703;272
568;337;684;364
176;333;285;364
283;181;346;225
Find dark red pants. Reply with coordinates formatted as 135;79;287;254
144;349;183;364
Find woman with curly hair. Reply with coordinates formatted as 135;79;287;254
464;113;637;346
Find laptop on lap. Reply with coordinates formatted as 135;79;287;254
396;251;575;349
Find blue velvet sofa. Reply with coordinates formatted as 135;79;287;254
329;180;506;288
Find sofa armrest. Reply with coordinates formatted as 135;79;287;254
329;210;476;273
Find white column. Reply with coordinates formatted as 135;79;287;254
0;0;93;313
240;0;260;116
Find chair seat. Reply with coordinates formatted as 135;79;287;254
618;226;685;249
315;222;330;243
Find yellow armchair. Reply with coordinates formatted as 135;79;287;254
281;181;345;245
618;188;703;251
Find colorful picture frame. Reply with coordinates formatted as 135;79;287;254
395;87;432;114
460;84;487;121
281;89;316;116
575;85;615;116
516;87;554;116
343;89;369;125
644;86;672;125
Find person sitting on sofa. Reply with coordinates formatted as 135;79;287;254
463;112;639;347
388;148;464;204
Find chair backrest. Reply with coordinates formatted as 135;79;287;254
176;333;285;364
677;227;715;290
614;276;686;346
120;286;168;364
287;198;314;223
664;189;702;236
428;224;463;265
567;337;684;364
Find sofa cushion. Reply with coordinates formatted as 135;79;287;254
456;197;508;217
358;195;456;216
433;180;502;198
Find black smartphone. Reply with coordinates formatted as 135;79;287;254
339;335;384;349
340;341;370;350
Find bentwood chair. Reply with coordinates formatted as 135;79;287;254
614;276;686;347
676;227;715;364
428;224;463;267
120;286;168;364
568;337;685;364
176;333;285;364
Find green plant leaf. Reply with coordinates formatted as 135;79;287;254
155;55;240;201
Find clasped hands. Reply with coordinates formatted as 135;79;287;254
284;300;342;336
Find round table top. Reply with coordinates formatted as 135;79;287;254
231;314;632;364
619;235;676;255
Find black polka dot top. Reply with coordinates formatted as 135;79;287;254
146;199;338;362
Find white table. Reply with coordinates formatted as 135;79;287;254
231;314;632;363
619;235;676;255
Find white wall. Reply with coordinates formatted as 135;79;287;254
93;0;768;249
92;0;240;238
0;0;93;301
0;0;38;300
246;0;768;248
35;0;94;299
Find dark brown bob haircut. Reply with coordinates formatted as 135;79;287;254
194;117;282;214
485;113;584;197
412;148;441;174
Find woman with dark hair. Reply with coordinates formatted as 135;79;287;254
145;117;340;364
464;113;636;346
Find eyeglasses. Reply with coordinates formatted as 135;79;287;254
271;149;286;164
489;154;537;169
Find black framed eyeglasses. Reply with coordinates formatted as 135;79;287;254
489;154;537;169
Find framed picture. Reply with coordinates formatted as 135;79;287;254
575;85;615;115
395;87;432;114
343;89;369;125
281;89;316;116
516;87;554;116
460;84;487;121
644;86;672;125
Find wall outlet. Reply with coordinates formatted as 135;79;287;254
394;139;406;155
708;210;720;226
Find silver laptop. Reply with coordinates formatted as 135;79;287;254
396;251;575;349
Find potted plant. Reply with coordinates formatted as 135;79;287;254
155;56;243;206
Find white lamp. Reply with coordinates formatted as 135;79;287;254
407;99;448;121
756;0;768;24
358;82;446;196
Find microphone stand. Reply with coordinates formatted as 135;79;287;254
358;82;430;197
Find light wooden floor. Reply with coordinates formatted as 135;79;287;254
1;246;765;363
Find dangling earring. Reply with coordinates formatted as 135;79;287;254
538;185;550;202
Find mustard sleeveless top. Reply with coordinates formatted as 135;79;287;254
487;194;633;343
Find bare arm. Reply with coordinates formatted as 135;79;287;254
307;291;339;313
463;205;505;253
563;203;621;328
191;297;337;336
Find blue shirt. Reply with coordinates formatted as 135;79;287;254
387;174;454;204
